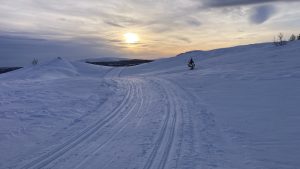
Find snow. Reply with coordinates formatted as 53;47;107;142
1;41;300;169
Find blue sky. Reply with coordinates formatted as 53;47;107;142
1;0;300;66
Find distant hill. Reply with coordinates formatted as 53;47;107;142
0;58;153;75
0;67;22;74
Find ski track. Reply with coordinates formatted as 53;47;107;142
18;69;132;169
157;80;178;169
72;79;144;169
142;78;180;169
14;68;188;169
104;67;124;78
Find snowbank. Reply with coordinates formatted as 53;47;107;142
0;57;111;81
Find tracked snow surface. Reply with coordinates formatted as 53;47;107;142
1;42;300;169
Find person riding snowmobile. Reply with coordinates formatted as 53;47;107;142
188;58;195;70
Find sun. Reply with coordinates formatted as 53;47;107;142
124;33;139;44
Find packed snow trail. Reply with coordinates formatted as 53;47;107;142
142;78;178;169
19;79;133;169
2;65;244;169
11;68;199;169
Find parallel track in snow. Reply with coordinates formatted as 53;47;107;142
157;85;177;169
143;79;178;169
19;80;133;169
18;72;181;169
73;80;145;169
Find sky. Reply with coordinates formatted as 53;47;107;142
1;0;300;66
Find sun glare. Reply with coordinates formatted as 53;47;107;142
124;33;139;44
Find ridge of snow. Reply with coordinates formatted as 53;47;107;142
0;57;114;81
123;41;300;76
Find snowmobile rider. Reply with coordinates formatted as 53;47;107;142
188;58;195;70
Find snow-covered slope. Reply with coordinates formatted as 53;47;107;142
123;41;300;169
0;57;111;81
0;41;300;169
124;41;300;78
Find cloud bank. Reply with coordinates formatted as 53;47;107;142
249;5;277;24
202;0;300;7
0;34;123;66
0;0;300;66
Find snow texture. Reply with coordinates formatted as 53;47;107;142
0;41;300;169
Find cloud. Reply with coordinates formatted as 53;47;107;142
0;34;125;66
202;0;300;7
185;18;202;27
104;20;124;28
249;5;277;24
174;36;192;43
0;0;300;62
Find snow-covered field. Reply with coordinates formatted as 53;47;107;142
1;41;300;169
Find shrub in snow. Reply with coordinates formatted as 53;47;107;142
290;34;296;41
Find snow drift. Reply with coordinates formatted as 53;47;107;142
0;57;112;81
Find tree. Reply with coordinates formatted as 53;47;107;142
275;33;287;46
32;58;38;65
273;33;287;46
290;34;296;41
278;33;284;45
297;34;300;40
